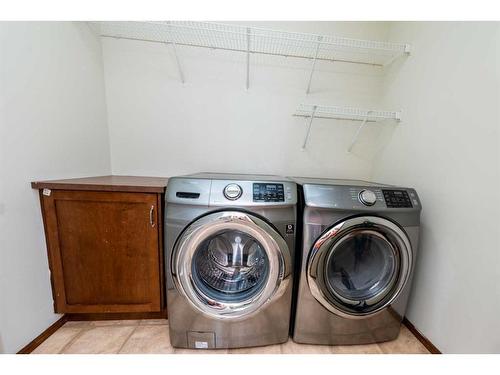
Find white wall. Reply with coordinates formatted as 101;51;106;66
2;21;498;354
372;22;500;353
103;22;500;353
102;22;390;179
0;22;111;353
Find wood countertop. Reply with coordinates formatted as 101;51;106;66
31;175;169;193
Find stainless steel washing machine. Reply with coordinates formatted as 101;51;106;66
165;173;297;349
291;178;421;345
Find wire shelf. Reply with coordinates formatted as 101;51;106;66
89;21;410;66
294;104;401;151
294;104;402;122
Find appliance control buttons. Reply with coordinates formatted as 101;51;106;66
253;183;285;202
223;184;243;200
383;189;413;208
358;189;377;206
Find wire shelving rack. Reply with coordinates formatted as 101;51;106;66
294;104;401;151
89;21;410;91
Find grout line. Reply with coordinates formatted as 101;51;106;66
116;324;140;354
58;326;89;354
89;323;141;328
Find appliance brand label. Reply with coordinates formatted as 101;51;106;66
286;224;295;235
195;341;209;349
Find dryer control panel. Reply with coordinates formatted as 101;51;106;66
302;183;421;211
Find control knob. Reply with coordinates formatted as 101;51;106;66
359;189;377;206
223;184;243;200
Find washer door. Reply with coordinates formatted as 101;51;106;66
307;216;412;318
172;211;291;320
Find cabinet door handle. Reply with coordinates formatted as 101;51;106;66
149;205;155;227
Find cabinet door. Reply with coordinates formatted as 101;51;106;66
40;190;162;313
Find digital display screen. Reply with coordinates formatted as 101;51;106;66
253;183;284;202
383;190;412;208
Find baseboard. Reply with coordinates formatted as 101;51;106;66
65;310;167;321
17;315;68;354
403;317;441;354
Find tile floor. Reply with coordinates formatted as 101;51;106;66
32;319;429;354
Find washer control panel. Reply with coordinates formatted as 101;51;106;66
209;179;297;206
383;190;413;208
253;183;285;202
167;177;297;206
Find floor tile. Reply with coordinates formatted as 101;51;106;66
31;318;430;354
281;339;333;354
62;326;136;354
331;343;383;354
229;344;282;354
379;326;429;354
119;325;173;354
32;328;82;354
139;319;168;326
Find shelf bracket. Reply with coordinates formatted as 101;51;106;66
306;36;323;94
246;27;251;90
348;110;374;152
171;42;185;84
167;22;185;84
301;105;317;151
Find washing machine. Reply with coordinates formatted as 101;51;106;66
165;173;297;349
291;178;421;345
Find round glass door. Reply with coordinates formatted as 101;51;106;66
325;230;399;308
172;211;291;320
192;230;269;302
307;216;412;317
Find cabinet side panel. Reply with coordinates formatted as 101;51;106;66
39;190;67;313
156;193;166;313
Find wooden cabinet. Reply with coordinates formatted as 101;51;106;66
32;176;168;314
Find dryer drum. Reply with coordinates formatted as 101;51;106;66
324;229;401;309
307;216;412;318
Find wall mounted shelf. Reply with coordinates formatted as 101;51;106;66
89;21;410;92
293;104;401;151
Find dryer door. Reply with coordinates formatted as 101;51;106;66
172;211;291;320
307;216;412;318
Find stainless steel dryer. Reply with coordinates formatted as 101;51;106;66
291;178;421;345
165;173;297;349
